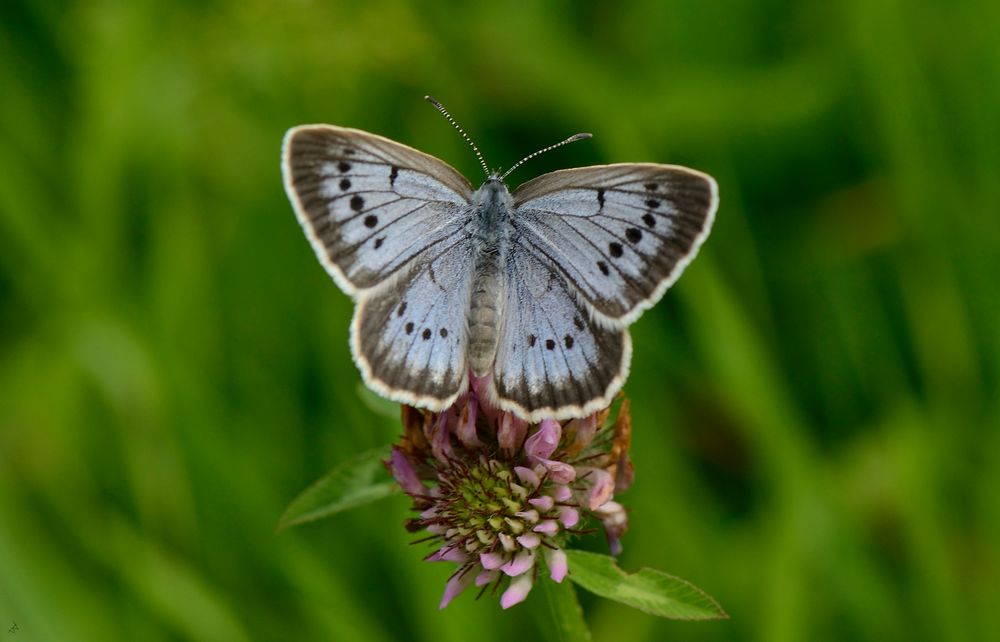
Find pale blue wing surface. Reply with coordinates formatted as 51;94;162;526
491;243;630;422
511;164;717;323
352;239;476;410
283;125;474;295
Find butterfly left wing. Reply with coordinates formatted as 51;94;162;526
511;163;717;324
490;243;631;422
352;239;476;411
282;125;474;295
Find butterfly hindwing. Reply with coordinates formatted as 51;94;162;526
512;164;717;323
283;125;475;294
352;240;476;410
490;243;631;422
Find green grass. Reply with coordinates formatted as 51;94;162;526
1;0;998;640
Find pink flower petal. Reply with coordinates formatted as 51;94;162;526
499;412;528;454
480;551;505;570
475;569;499;587
542;459;576;484
387;448;426;496
514;466;540;489
514;509;539;523
525;419;561;461
559;506;579;528
516;532;541;549
532;520;559;536
586;468;615;510
553;485;573;502
470;372;499;425
498;533;517;552
455;396;481;448
570;413;600;450
595;501;629;556
439;571;473;609
546;548;568;583
500;574;534;609
501;550;535;577
429;413;453;462
528;495;554;511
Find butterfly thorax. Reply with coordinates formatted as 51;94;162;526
467;178;513;376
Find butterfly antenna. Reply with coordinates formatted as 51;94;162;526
425;95;490;178
499;132;592;182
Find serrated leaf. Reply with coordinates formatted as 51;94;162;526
565;550;728;621
277;446;396;531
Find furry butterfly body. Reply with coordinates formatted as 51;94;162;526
282;120;717;422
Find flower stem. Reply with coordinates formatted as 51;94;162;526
532;576;592;642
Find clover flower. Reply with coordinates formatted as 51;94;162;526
386;374;633;609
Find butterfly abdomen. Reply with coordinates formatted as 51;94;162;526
468;250;503;376
466;178;513;376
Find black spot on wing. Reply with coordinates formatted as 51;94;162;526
339;178;351;190
642;213;656;228
350;195;365;211
597;189;605;208
625;228;642;243
363;214;378;228
597;261;609;276
609;242;623;258
389;165;399;187
338;161;351;172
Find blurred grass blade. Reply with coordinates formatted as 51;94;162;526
277;446;396;531
565;550;728;621
533;572;592;642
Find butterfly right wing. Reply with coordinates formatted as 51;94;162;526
511;163;717;324
282;125;475;295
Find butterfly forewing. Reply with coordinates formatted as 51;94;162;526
491;243;631;422
282;125;475;294
512;164;717;323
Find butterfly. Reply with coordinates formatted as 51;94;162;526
282;97;717;423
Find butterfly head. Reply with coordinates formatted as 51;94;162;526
473;174;513;209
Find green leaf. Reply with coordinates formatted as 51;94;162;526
533;574;592;642
277;446;397;531
565;550;728;621
355;382;402;419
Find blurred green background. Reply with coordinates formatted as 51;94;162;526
2;0;998;640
